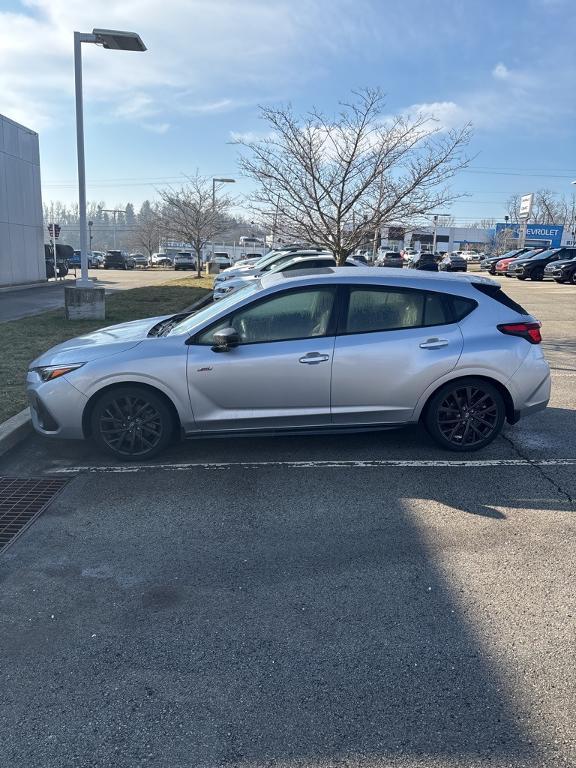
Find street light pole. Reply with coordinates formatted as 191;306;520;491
72;28;146;296
211;177;235;257
102;209;125;249
74;31;92;287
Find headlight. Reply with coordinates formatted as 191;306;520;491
214;285;236;295
33;363;85;382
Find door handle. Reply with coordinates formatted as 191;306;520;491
419;338;449;349
299;352;330;364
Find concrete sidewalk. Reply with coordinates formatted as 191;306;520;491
0;269;191;322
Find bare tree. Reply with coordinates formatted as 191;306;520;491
237;88;472;265
505;189;576;227
158;175;233;277
130;200;162;257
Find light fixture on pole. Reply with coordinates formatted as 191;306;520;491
74;28;146;290
212;177;235;209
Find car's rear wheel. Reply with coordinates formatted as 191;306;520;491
531;267;544;281
425;379;505;452
91;387;175;461
570;272;576;285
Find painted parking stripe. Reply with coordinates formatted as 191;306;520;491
49;457;576;474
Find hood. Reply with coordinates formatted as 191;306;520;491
548;259;576;269
30;314;173;368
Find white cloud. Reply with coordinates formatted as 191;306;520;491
0;0;374;132
143;122;170;134
492;63;509;80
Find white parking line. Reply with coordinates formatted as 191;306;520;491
49;457;576;474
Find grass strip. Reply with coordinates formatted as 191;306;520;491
0;276;213;424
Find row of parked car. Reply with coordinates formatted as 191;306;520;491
212;246;471;300
375;251;469;272
480;247;576;284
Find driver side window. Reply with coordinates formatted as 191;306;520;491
196;287;336;345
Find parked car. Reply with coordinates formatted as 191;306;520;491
213;253;357;300
215;249;328;286
173;252;197;271
376;251;404;268
545;249;576;284
494;248;543;277
439;254;467;272
104;250;135;270
481;249;530;275
212;252;232;269
407;252;439;271
150;252;173;267
130;253;150;268
70;250;102;269
507;248;567;281
27;268;550;460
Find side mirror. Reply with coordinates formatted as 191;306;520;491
212;327;240;352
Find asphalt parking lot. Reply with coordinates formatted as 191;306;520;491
1;276;575;768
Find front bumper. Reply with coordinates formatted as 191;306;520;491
26;371;87;439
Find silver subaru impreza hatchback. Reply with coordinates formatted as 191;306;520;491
27;268;550;460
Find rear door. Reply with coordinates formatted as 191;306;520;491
331;285;464;424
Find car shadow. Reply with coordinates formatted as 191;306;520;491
0;457;547;766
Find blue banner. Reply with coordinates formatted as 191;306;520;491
495;223;564;247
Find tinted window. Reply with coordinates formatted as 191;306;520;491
449;296;477;321
196;287;336;345
343;287;452;334
472;284;528;315
282;259;333;271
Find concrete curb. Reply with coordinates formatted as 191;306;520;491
0;409;32;458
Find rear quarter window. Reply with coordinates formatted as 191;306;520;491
472;283;529;315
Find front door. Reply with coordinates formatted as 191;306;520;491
186;286;337;431
331;285;464;424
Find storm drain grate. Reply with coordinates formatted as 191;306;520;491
0;476;69;554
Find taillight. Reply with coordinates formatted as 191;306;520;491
497;322;542;344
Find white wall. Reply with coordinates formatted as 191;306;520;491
0;114;45;286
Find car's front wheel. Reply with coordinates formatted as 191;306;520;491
425;378;505;452
531;267;544;281
90;386;175;461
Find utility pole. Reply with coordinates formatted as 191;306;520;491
102;208;125;249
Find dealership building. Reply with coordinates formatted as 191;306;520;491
0;114;45;287
380;222;570;253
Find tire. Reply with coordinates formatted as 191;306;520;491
531;267;544;281
570;272;576;286
424;378;506;452
517;276;527;281
90;386;175;461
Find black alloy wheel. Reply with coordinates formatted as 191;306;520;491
91;387;174;460
425;379;505;452
530;267;544;281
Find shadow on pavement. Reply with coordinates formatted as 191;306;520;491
2;432;568;764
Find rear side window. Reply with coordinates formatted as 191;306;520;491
342;287;456;334
473;283;528;315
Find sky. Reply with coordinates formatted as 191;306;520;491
1;0;575;225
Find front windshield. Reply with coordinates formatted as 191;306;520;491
528;248;556;259
167;282;261;336
251;250;283;270
524;249;550;259
261;252;298;272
